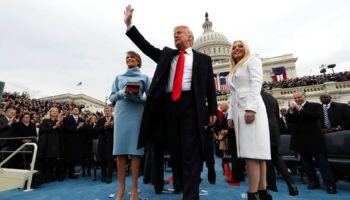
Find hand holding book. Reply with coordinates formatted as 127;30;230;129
125;82;140;94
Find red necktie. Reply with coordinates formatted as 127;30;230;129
172;50;185;101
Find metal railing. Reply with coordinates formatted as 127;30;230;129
0;137;38;192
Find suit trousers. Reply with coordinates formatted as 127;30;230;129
300;153;335;187
267;145;294;189
166;92;201;200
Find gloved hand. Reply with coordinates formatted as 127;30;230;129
125;92;145;103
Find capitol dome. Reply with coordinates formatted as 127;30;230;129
193;12;231;64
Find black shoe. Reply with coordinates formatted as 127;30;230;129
258;189;272;200
247;192;260;200
288;184;299;196
208;168;216;184
307;182;320;190
154;183;164;194
105;177;112;184
326;186;337;194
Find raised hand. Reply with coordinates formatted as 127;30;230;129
124;4;134;27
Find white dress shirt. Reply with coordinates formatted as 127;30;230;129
166;47;193;92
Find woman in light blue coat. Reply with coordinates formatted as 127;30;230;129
109;51;150;200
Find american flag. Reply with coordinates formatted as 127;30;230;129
219;72;229;91
272;66;287;82
214;74;218;90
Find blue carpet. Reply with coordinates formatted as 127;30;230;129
1;160;350;200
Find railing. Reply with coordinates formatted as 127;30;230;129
0;137;38;192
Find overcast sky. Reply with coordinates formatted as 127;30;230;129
1;0;349;102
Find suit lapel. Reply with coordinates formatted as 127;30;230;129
192;50;199;75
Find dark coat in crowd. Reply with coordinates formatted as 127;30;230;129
279;116;291;135
95;116;114;161
321;102;350;130
81;123;96;157
261;90;280;146
62;115;84;161
286;102;327;153
37;119;61;159
10;121;37;150
0;116;12;148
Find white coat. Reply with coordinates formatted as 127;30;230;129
227;55;271;160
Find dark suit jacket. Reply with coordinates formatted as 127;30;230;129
62;115;84;161
0;116;11;147
279;117;291;135
95;116;114;161
321;102;350;130
10;121;37;150
126;26;217;156
261;90;280;146
286;101;327;153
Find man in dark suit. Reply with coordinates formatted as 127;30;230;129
279;108;291;135
62;107;84;179
261;90;298;196
124;5;217;200
319;93;350;133
95;106;114;183
286;91;336;194
0;107;16;152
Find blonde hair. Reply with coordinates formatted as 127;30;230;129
229;40;251;75
43;107;60;121
85;114;96;124
174;25;194;46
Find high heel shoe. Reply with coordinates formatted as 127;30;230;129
288;184;299;196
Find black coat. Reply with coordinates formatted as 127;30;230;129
0;116;12;148
126;26;218;156
10;121;37;150
261;91;280;146
81;123;96;157
95;116;114;161
37;119;61;158
286;101;327;153
321;102;350;130
279;117;291;135
62;115;84;161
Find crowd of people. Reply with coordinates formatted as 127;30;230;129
0;92;103;123
0;92;109;183
262;71;350;90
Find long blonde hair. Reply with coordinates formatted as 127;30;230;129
43;107;60;121
229;40;251;75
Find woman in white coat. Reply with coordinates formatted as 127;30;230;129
227;40;272;200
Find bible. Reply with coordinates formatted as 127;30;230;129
125;82;141;94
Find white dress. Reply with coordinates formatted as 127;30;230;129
227;55;271;160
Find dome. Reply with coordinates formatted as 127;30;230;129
193;12;231;64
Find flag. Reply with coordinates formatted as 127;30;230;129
272;66;287;82
219;72;229;91
76;81;82;86
213;74;218;90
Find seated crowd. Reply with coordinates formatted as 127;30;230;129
263;71;350;90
